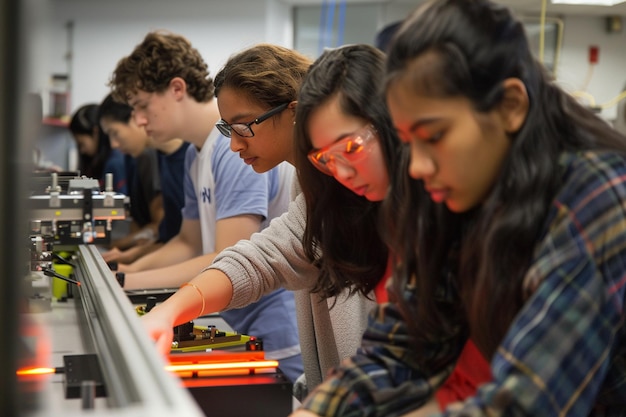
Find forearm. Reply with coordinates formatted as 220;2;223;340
126;236;199;272
298;302;446;417
124;252;219;290
115;242;163;265
292;397;440;417
209;197;317;308
111;225;156;250
149;267;233;327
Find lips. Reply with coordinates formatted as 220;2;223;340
242;156;257;165
425;186;449;203
351;185;368;196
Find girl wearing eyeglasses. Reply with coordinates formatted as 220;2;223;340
141;43;490;404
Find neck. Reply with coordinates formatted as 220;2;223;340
155;138;184;155
182;99;220;149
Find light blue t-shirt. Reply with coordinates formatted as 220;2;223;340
181;134;274;225
180;130;301;382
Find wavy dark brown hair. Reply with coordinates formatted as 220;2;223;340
214;44;311;110
383;0;626;361
109;30;214;103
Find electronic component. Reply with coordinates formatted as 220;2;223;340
167;351;293;417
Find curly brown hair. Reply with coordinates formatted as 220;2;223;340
214;44;312;108
109;30;214;103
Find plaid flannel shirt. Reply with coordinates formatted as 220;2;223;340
301;151;626;417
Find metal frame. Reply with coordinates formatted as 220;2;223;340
26;245;204;417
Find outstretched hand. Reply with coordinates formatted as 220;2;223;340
140;308;175;356
102;247;123;262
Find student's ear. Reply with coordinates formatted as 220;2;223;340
288;100;297;120
169;77;187;101
499;78;529;134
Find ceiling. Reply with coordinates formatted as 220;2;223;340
282;0;626;17
492;0;626;16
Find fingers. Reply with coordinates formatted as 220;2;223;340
102;247;121;262
155;330;173;356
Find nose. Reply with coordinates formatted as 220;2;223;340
330;160;355;182
133;111;147;127
408;146;436;180
230;135;247;153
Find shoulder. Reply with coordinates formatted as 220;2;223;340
556;151;626;214
136;148;158;163
184;144;199;166
209;131;244;168
533;150;626;278
267;162;295;196
106;149;125;166
524;151;626;307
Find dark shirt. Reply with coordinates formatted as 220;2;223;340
102;149;127;194
157;141;190;243
125;149;160;228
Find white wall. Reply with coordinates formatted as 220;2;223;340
29;0;626;169
556;15;626;120
35;0;626;118
44;0;295;114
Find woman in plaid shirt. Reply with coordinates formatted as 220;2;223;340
292;0;626;416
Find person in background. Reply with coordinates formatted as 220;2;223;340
69;103;127;193
374;20;402;53
109;31;303;382
98;93;186;264
293;0;626;416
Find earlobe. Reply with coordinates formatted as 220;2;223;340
500;78;529;134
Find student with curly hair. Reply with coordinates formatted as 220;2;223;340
109;31;303;382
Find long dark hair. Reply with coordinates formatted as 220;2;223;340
69;103;112;179
384;0;626;360
295;44;402;298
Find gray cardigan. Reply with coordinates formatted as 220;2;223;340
208;186;376;397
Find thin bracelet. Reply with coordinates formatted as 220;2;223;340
180;282;205;317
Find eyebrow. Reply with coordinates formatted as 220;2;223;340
224;112;258;124
311;130;359;151
408;117;441;132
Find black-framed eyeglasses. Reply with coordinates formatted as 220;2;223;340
215;102;290;138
